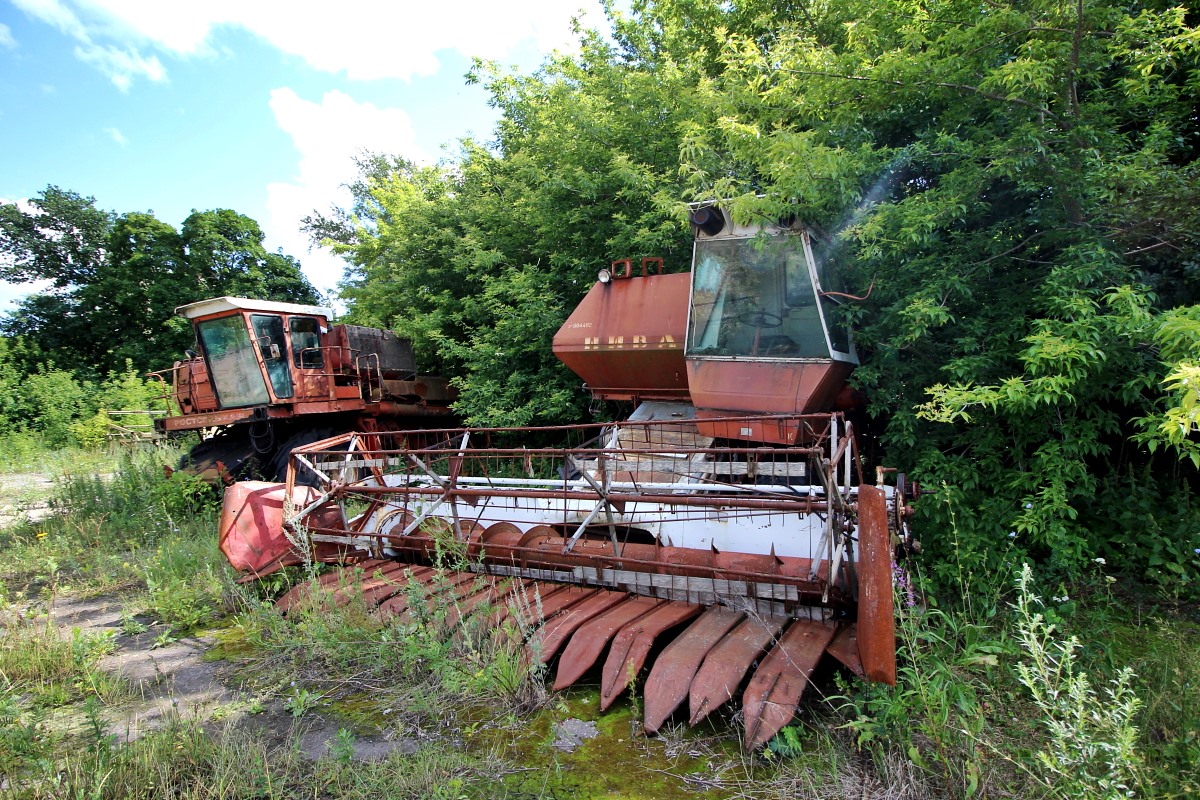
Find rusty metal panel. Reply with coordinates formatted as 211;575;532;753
532;590;627;664
335;324;416;378
742;618;837;749
443;578;505;627
688;614;786;725
295;370;332;402
642;607;744;733
501;583;589;629
378;570;476;622
220;481;326;575
173;358;218;414
331;562;410;606
553;272;690;401
824;623;865;679
553;595;662;690
856;484;897;685
449;577;520;625
274;559;389;612
163;407;257;431
600;601;701;710
689;360;854;441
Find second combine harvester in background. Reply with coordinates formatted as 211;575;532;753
217;204;919;749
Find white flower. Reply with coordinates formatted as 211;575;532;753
1093;557;1106;565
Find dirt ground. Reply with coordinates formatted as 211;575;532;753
0;472;421;763
42;592;422;761
0;473;56;528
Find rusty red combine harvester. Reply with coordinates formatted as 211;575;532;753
150;297;455;482
219;206;917;748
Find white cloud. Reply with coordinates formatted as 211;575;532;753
0;23;16;49
10;0;87;40
74;42;165;90
14;1;605;83
263;88;426;296
12;0;166;90
104;126;128;145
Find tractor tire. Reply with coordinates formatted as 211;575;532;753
268;426;340;485
179;428;259;483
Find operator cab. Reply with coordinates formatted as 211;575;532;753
685;206;858;443
178;296;333;409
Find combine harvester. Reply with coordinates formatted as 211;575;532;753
150;297;456;482
219;205;919;748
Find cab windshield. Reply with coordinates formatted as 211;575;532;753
196;315;270;407
687;235;840;359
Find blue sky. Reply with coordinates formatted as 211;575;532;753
0;0;607;308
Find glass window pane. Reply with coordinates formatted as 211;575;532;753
687;237;830;359
250;314;294;399
290;317;324;369
197;316;269;408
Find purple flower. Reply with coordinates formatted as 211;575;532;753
892;562;917;608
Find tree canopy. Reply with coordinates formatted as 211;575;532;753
309;0;1200;592
1;187;319;376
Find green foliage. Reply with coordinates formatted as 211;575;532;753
0;187;319;377
307;23;700;425
144;545;230;633
283;686;323;717
836;593;1009;796
0;448;223;598
1013;564;1144;798
0;336;171;450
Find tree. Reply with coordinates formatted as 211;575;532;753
307;23;704;425
0;188;319;375
663;0;1200;584
310;0;1200;592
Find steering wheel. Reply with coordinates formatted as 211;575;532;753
737;310;783;328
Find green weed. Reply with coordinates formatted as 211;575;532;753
0;617;127;708
284;686;323;717
1013;563;1144;799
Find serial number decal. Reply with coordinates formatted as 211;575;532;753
583;335;677;350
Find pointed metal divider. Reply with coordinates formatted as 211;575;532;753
741;619;837;749
688;614;787;726
642;607;745;733
553;595;663;690
600;601;702;711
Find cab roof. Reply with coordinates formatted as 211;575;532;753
175;296;333;321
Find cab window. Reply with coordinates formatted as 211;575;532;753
290;317;324;369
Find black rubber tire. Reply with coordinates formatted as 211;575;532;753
179;428;259;481
268;426;339;485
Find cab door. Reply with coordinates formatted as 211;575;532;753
287;316;331;400
250;314;294;400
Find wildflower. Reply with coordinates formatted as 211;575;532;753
1194;548;1200;555
1093;557;1106;565
1008;531;1017;539
1024;502;1033;509
36;530;48;539
892;562;917;608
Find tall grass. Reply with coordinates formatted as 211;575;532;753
0;446;234;623
2;446;1199;798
